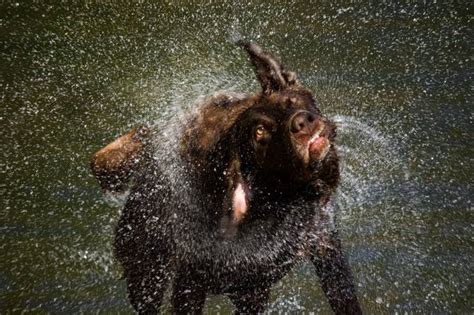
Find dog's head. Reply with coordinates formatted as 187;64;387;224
182;43;339;228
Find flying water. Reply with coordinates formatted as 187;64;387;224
2;2;470;313
334;114;411;221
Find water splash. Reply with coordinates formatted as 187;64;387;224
3;2;470;312
333;114;411;221
102;190;131;208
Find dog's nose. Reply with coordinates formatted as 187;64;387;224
290;111;317;135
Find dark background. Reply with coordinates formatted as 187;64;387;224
1;1;472;313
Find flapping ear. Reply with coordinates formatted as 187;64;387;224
91;126;149;192
239;41;299;95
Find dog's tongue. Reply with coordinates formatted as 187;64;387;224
232;183;248;222
309;137;330;160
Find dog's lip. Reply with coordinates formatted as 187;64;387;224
307;123;325;146
308;123;330;160
309;137;330;161
293;122;331;162
293;121;326;147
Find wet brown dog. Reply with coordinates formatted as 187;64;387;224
92;42;362;314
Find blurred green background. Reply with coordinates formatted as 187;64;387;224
1;1;472;313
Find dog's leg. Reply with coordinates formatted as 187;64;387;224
171;272;206;314
120;242;170;314
228;286;271;315
310;208;362;314
115;184;170;314
125;262;169;314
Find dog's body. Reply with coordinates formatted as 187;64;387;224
93;43;362;314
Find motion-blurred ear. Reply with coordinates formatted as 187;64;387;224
90;126;149;192
239;41;299;94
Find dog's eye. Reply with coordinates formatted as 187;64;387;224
255;125;266;142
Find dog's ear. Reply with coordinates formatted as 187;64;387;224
239;41;299;95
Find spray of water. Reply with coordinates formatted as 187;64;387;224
3;3;470;312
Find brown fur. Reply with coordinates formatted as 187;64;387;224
91;126;148;192
92;42;362;314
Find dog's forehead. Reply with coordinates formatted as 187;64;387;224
249;92;315;120
266;91;314;110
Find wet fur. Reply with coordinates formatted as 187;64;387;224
111;43;362;314
91;126;148;192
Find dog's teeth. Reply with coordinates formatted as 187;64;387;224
309;131;320;144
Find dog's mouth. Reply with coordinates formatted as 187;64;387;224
292;121;332;165
307;123;331;161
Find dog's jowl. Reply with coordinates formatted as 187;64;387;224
91;42;362;314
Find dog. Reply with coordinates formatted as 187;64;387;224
91;42;362;314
